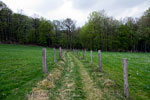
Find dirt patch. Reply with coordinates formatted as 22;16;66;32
103;79;115;87
28;88;49;100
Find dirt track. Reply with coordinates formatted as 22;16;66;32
27;52;125;100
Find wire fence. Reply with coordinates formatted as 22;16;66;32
73;49;150;98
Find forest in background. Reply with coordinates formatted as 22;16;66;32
0;1;150;52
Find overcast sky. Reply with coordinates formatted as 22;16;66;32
2;0;150;26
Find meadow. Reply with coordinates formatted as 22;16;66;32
0;44;59;100
0;44;150;100
83;51;150;99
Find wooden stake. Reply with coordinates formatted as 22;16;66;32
123;58;129;98
98;50;102;72
59;47;62;59
91;50;93;64
82;49;84;58
84;49;86;60
53;48;57;63
42;48;47;73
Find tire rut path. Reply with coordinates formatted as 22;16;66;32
70;53;103;100
50;52;85;100
55;53;76;100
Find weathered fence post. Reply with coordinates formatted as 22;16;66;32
61;48;63;54
123;58;129;98
42;48;47;73
98;50;102;72
76;49;78;55
59;47;62;59
84;49;86;60
90;50;92;64
53;48;57;63
82;49;84;58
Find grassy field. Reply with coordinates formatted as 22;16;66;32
0;44;59;100
28;51;126;100
82;51;150;99
0;44;150;100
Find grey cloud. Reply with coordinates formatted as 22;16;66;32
72;0;99;10
112;0;145;8
35;0;63;13
72;0;145;11
71;0;148;20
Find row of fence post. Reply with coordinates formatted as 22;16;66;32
82;49;102;72
42;47;129;98
74;49;129;98
42;47;62;73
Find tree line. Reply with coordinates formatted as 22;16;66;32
0;1;150;52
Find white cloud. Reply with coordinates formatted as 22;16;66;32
1;0;150;27
114;1;150;20
44;0;88;27
2;0;43;15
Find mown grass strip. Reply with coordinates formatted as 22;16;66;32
47;52;68;100
70;53;86;100
71;53;103;100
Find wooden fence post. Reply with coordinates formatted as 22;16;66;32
53;48;57;63
59;47;62;59
82;49;84;58
42;48;47;73
123;58;129;98
91;50;92;64
98;50;102;72
84;49;86;60
61;48;63;54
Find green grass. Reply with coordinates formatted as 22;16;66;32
0;44;59;100
49;52;85;100
72;57;86;100
1;44;150;100
48;53;68;100
78;51;150;100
